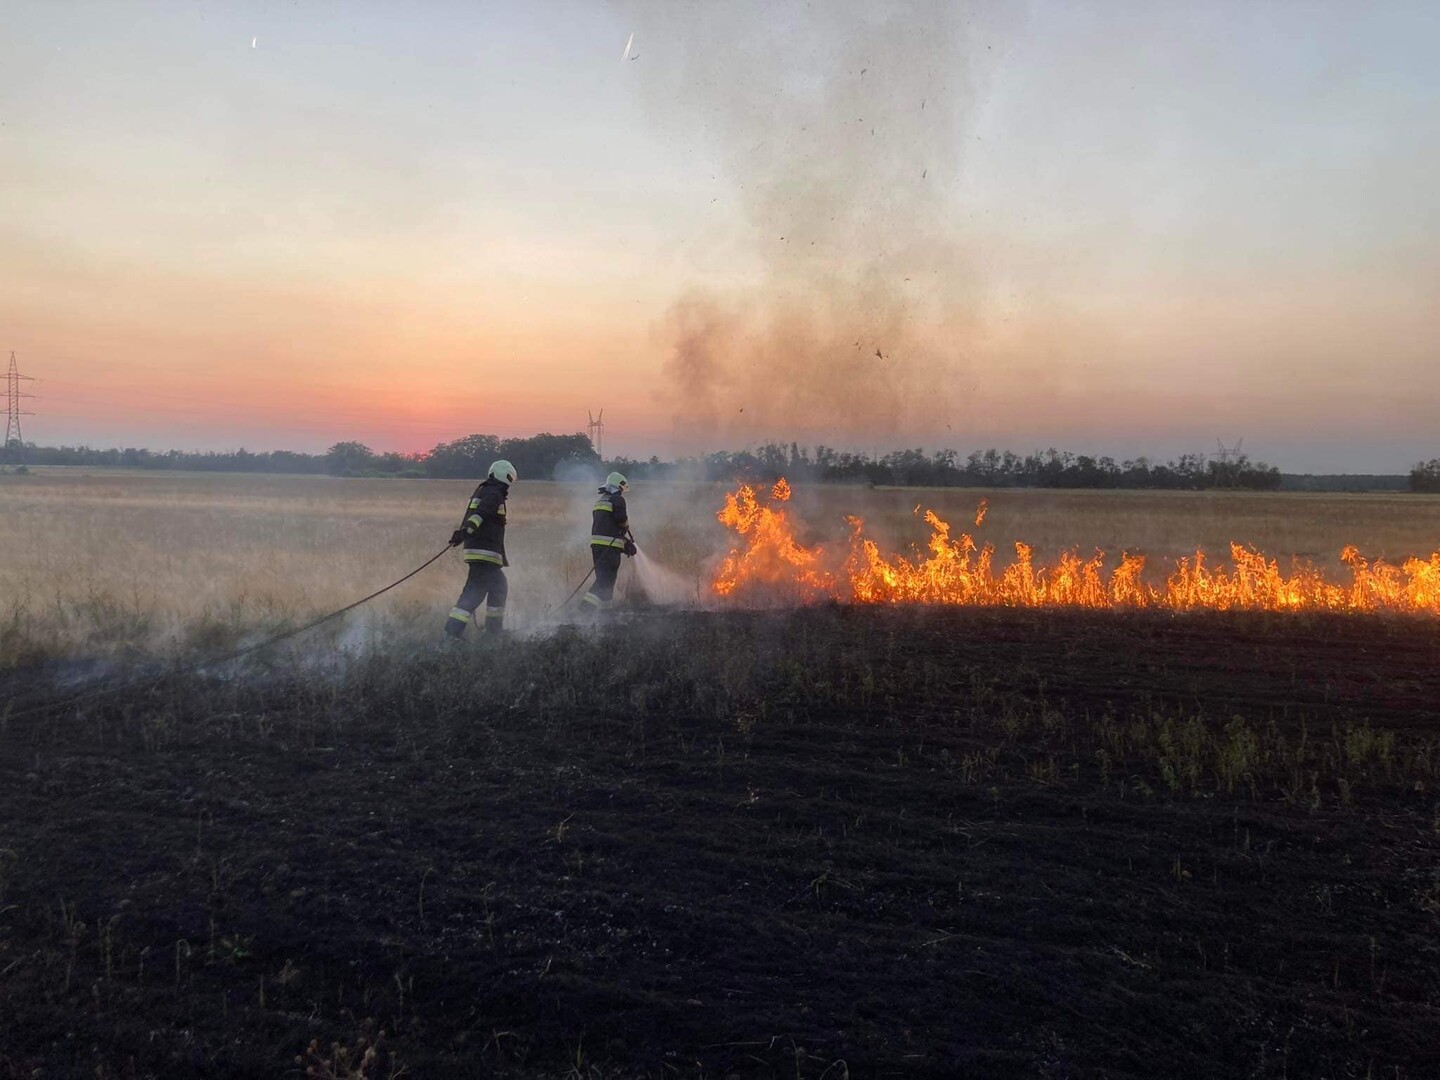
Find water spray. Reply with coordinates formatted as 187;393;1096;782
632;546;702;607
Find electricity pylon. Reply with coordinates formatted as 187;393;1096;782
4;352;35;463
587;408;605;459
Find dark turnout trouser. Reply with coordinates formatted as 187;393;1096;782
582;546;624;611
446;561;507;636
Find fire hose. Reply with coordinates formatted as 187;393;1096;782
543;529;636;616
7;531;639;722
4;544;454;722
543;528;636;616
547;567;595;615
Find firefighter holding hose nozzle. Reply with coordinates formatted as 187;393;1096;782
444;459;516;638
582;471;636;617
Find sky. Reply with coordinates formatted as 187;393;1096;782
2;0;1437;472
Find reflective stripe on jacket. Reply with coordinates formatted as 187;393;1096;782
590;488;628;548
458;477;509;566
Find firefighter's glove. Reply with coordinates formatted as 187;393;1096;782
623;539;638;558
448;529;467;548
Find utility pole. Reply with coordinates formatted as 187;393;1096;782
1214;437;1244;489
4;351;35;464
587;408;605;460
1214;437;1243;466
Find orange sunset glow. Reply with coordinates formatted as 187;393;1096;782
2;3;1438;470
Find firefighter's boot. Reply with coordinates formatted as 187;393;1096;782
444;608;470;639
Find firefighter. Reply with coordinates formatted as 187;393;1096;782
444;459;516;637
582;471;636;616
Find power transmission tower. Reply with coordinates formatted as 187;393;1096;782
1214;437;1244;466
587;408;605;460
4;351;35;464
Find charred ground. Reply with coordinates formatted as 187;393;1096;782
2;607;1439;1078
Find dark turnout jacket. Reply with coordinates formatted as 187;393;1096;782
590;488;629;549
458;477;509;565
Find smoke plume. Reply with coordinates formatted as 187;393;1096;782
622;0;989;448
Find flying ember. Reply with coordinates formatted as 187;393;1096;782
711;481;1440;614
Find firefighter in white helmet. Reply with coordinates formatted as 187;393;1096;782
444;459;516;637
582;471;636;615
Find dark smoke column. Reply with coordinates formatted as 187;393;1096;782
620;0;991;451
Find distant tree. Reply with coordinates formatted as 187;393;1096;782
268;449;326;475
423;434;502;479
1171;453;1208;490
498;432;599;480
604;454;645;476
1411;459;1440;493
1237;461;1282;491
1118;457;1152;489
1207;452;1281;491
325;441;377;476
752;443;787;477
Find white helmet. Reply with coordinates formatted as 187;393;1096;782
606;471;628;490
488;459;517;485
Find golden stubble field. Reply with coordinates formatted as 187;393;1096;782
3;467;1439;666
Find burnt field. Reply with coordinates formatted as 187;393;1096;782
3;607;1440;1079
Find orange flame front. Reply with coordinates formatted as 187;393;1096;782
713;480;835;603
712;480;1440;615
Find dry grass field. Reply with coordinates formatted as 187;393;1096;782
0;470;715;667
3;468;1439;667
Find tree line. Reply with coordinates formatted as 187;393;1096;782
6;444;327;473
9;434;1439;492
5;433;598;482
609;443;1286;490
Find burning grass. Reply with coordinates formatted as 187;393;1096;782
714;479;1440;614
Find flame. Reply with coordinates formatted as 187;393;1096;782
712;479;834;602
712;479;1440;615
